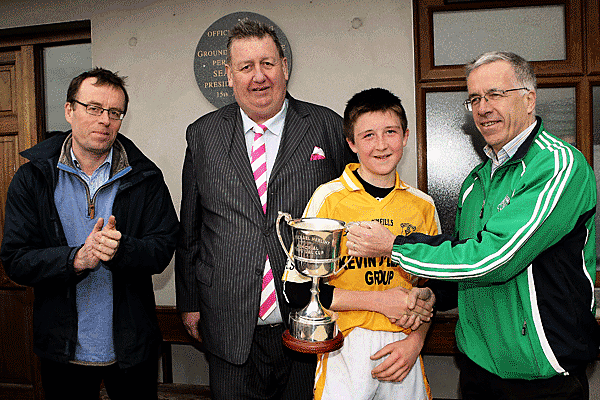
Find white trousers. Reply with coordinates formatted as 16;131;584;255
315;327;429;400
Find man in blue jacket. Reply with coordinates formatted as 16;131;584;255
0;68;179;400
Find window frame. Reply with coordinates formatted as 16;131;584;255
414;0;594;190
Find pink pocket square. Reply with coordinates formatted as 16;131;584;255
310;146;326;161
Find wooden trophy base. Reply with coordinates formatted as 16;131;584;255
282;329;344;354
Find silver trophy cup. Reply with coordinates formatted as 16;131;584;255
276;211;349;353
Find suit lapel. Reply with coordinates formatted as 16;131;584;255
222;104;264;213
270;97;309;184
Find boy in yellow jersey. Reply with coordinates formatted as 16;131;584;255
282;88;442;400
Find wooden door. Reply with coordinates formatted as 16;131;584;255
0;22;90;400
0;47;43;400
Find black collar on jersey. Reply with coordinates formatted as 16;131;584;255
352;169;394;200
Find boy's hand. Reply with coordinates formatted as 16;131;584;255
370;334;422;382
389;314;422;331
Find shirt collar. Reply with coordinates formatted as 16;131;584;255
483;120;536;164
70;146;113;172
240;98;289;136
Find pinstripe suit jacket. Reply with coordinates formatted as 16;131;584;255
175;95;355;364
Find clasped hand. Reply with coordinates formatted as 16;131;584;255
74;215;121;273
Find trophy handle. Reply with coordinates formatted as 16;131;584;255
277;211;294;267
334;221;360;275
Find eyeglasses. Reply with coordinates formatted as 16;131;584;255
463;87;529;112
72;99;125;120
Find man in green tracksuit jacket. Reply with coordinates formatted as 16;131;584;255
346;51;599;399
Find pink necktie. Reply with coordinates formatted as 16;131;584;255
252;125;276;319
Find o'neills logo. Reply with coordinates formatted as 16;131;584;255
497;195;510;212
373;218;393;227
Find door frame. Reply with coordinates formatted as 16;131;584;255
0;20;91;400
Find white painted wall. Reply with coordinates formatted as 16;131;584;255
1;0;419;307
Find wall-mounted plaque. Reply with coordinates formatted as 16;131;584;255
193;12;293;109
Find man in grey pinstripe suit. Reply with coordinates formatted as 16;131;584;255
175;20;356;399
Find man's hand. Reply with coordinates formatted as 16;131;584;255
407;287;435;314
346;221;396;258
389;287;435;330
372;286;433;322
181;311;201;341
73;218;103;273
92;215;121;262
370;334;422;382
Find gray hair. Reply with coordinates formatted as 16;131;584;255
465;51;537;91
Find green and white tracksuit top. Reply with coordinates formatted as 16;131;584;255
392;117;599;379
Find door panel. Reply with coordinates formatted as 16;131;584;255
0;48;42;400
0;22;91;400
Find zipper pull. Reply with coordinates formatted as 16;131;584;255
479;200;485;219
89;203;95;219
522;321;527;335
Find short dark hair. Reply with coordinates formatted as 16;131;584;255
343;88;408;143
226;19;285;65
66;67;129;114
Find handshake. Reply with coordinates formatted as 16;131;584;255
384;286;435;331
331;284;435;331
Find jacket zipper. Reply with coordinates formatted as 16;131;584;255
71;175;94;218
474;174;487;220
71;173;113;219
88;182;115;219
